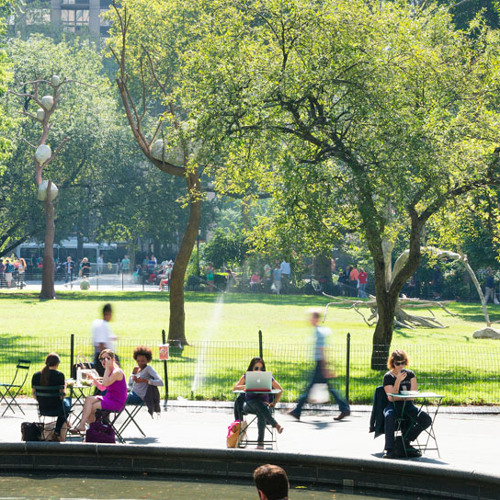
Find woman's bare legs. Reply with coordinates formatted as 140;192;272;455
74;396;102;432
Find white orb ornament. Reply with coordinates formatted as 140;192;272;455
151;139;166;161
51;75;60;86
36;108;45;120
37;180;59;202
41;95;54;110
151;139;184;166
35;144;52;165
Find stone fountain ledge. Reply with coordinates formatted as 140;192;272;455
0;443;498;500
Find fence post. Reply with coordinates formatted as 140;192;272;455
258;330;263;359
162;329;168;410
70;333;75;377
121;270;124;291
346;332;351;402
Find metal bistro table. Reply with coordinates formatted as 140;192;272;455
233;389;281;449
388;391;445;458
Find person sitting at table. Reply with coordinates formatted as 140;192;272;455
71;349;127;433
233;357;284;449
382;349;432;459
32;353;71;442
127;345;164;416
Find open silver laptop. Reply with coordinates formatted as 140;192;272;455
245;371;272;392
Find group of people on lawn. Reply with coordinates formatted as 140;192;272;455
32;305;429;460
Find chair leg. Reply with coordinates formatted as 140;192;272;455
1;386;25;417
117;405;146;438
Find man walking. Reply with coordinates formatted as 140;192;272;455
288;309;350;421
91;303;118;376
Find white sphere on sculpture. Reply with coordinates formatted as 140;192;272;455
37;180;59;202
151;139;166;161
51;75;60;86
41;95;54;110
151;139;184;166
35;144;52;164
36;108;45;120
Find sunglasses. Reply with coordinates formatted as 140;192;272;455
394;361;406;366
253;366;264;371
100;357;111;362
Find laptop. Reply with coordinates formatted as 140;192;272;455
245;371;273;392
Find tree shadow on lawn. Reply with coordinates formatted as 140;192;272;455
0;291;328;306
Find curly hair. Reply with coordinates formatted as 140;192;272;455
133;345;153;362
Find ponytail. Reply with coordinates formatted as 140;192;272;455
40;353;61;386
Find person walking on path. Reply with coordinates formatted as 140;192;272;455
288;309;350;422
358;268;368;298
91;303;118;377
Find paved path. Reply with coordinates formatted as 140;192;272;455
3;401;500;478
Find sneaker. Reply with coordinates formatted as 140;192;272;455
383;450;395;459
334;411;351;421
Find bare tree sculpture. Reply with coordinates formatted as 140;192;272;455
10;75;69;299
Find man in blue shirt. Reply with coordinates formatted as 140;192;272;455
288;309;350;421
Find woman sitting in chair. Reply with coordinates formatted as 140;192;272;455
233;357;284;449
71;349;127;433
383;349;432;459
127;346;164;415
31;353;70;442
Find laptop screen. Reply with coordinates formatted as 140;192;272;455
245;371;272;391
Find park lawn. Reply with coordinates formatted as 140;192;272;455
0;291;499;404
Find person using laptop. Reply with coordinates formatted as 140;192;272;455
233;357;284;449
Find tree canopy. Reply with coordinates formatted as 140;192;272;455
183;0;500;366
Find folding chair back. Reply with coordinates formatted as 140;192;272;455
33;385;69;440
33;385;67;418
0;359;31;416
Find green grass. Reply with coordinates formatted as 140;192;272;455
1;290;500;404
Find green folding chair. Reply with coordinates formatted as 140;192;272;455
0;359;31;416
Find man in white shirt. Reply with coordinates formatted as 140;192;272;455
91;303;118;376
280;260;291;293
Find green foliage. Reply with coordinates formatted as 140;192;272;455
202;228;249;269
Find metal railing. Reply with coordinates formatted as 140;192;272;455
1;332;499;406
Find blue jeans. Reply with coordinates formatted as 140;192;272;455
291;361;350;417
126;392;143;405
384;402;432;451
243;399;277;443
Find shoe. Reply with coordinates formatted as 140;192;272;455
334;411;351;421
404;444;422;458
383;450;395;459
256;444;264;450
286;410;300;421
405;448;422;458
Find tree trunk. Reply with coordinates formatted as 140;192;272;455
168;172;202;345
39;196;56;300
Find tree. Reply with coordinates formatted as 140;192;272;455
106;0;206;344
5;35;122;298
185;0;500;368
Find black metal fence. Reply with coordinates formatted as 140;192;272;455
1;332;500;406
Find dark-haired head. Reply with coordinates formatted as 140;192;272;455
133;345;153;363
254;464;289;500
247;357;266;372
40;353;61;386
